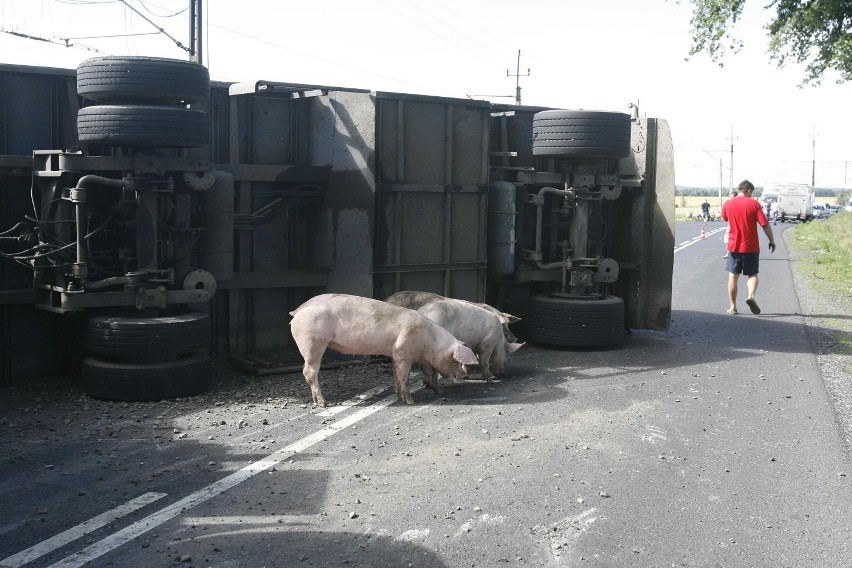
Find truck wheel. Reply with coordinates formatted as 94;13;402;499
77;56;210;105
532;110;631;159
82;311;211;360
81;352;211;401
526;294;626;347
77;105;209;148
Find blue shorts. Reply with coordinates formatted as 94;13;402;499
726;252;759;276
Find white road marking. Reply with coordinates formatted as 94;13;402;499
316;384;390;417
674;226;726;253
0;492;166;568
42;387;411;568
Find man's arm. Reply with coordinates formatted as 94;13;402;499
762;224;776;252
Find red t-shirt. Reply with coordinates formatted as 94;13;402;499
721;195;768;253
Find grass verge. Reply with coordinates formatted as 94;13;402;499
789;213;852;356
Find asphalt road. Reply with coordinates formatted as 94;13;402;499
1;220;851;568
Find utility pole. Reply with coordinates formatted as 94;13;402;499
811;125;817;187
718;158;724;207
507;50;530;105
726;127;738;192
702;148;725;207
189;0;203;64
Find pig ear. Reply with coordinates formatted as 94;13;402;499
502;312;521;323
507;342;524;353
453;343;479;365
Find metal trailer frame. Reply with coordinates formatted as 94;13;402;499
0;62;675;387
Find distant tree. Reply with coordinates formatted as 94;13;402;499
685;0;852;84
836;189;851;206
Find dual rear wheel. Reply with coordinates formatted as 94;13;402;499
75;56;214;400
76;56;210;148
80;311;212;401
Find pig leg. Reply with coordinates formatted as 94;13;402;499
295;339;328;407
392;358;415;405
478;348;494;382
419;363;443;394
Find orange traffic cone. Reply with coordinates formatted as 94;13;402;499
700;225;706;240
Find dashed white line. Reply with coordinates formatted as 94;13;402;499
0;492;166;568
674;226;726;253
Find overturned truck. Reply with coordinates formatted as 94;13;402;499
0;56;675;399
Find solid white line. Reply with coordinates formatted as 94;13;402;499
316;384;390;417
0;492;166;568
45;388;414;568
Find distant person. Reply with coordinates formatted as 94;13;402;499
770;201;779;225
701;199;711;222
721;180;776;315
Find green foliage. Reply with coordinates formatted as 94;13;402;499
791;214;852;359
686;0;852;84
791;213;852;295
836;189;851;206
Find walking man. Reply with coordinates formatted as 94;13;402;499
720;180;776;315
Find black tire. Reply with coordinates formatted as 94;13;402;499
77;56;210;104
532;110;631;159
77;105;209;148
526;294;626;347
82;312;211;360
81;352;211;401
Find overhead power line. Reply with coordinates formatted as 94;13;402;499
402;0;508;69
116;0;188;53
0;28;107;53
138;0;188;18
428;0;508;47
373;0;506;70
208;21;457;97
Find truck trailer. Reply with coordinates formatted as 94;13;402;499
0;57;675;399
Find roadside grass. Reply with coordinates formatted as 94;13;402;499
790;213;852;356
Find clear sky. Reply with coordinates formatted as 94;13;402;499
1;0;850;189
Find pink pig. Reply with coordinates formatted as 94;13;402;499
416;298;524;385
289;293;479;407
385;290;521;342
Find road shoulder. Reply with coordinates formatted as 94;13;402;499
786;227;852;456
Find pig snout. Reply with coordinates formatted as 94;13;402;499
438;343;477;382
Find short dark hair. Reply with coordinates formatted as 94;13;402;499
738;180;754;192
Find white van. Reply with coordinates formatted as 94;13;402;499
846;199;852;213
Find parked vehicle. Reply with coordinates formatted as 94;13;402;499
767;183;815;222
812;202;830;219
